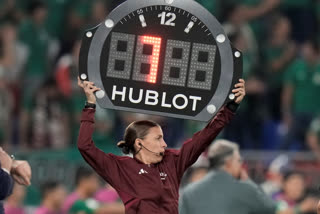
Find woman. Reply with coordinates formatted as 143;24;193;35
77;78;245;214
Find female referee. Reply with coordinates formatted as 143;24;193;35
77;77;245;214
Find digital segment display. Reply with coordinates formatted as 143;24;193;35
79;0;242;121
106;32;216;89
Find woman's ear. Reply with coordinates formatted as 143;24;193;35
134;138;142;148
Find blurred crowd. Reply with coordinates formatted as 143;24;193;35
216;0;320;153
3;153;320;214
4;166;125;214
0;0;320;155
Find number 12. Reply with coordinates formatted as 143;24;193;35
158;12;176;26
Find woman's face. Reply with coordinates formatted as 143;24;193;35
139;126;167;163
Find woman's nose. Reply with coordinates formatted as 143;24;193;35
162;140;167;148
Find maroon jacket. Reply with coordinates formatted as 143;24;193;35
78;106;235;214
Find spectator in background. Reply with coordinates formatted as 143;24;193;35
18;1;51;148
21;77;70;149
281;39;320;150
18;0;50;108
179;139;277;214
264;15;296;122
4;184;26;214
55;39;81;99
0;19;28;83
63;166;124;214
62;167;100;214
35;181;67;214
261;154;290;197
274;171;317;214
306;117;320;160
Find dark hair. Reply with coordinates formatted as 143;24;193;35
117;120;159;154
75;166;95;186
208;140;239;169
40;181;61;198
283;170;304;183
27;0;47;15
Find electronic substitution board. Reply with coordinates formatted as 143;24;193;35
79;0;242;122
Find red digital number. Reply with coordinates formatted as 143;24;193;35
142;36;161;83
